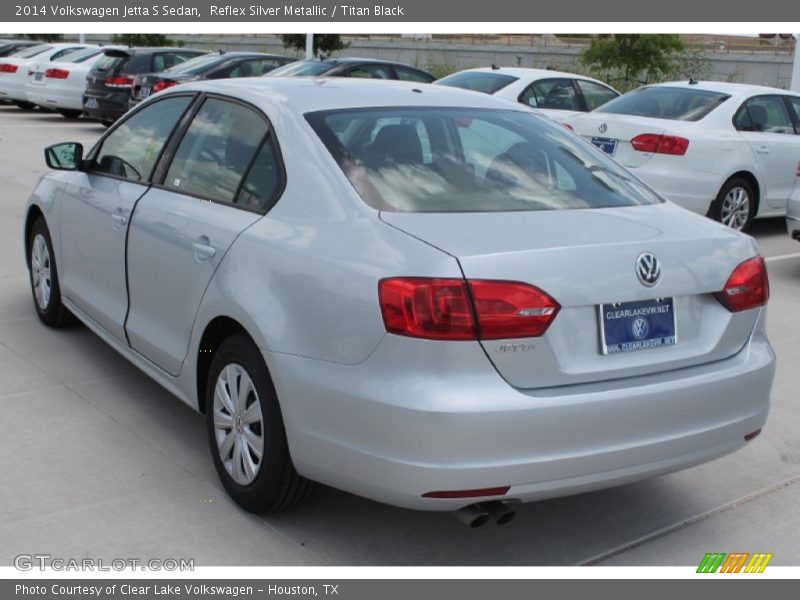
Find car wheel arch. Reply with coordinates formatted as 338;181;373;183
195;315;261;414
722;171;760;215
24;205;45;268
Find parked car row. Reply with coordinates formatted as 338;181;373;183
3;40;799;234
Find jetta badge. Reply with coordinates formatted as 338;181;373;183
636;252;661;287
599;122;608;133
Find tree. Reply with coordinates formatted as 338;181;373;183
111;34;182;47
280;34;348;58
19;34;64;42
581;34;685;90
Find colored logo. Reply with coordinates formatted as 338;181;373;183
696;552;773;573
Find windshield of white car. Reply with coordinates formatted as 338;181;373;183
12;44;51;59
307;107;663;213
596;86;730;121
435;72;519;94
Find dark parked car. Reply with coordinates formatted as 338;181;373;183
0;40;41;57
83;46;206;125
128;51;293;109
265;57;435;82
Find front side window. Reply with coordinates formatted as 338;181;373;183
164;98;268;204
598;86;730;121
436;71;519;95
734;95;796;134
307;107;662;213
92;95;192;182
520;78;580;111
576;80;619;111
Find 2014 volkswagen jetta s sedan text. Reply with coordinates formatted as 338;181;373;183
24;78;774;519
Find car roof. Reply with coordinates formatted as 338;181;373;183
647;80;799;97
168;77;529;114
305;56;417;67
207;51;290;59
118;47;204;55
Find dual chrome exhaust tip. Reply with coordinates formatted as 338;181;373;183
453;500;516;528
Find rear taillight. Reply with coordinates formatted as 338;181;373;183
0;63;17;73
714;256;769;313
152;80;178;94
45;68;69;79
631;133;689;156
378;277;560;341
104;75;134;88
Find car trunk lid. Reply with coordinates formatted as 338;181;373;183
381;203;761;389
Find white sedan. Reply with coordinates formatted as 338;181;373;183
0;42;94;109
567;81;800;231
435;67;620;124
25;46;123;118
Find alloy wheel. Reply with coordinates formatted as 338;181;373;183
31;233;52;310
720;186;751;231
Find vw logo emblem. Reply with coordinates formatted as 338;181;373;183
599;122;608;133
636;252;661;287
632;317;649;340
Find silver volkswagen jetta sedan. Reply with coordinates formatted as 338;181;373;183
24;78;774;522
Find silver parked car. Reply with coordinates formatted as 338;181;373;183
25;78;774;524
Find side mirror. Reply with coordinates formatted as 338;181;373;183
44;142;84;171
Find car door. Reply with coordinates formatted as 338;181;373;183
125;95;277;375
57;94;194;340
733;94;800;210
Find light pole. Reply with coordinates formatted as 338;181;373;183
791;35;800;91
305;33;313;60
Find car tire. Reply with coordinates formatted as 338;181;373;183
205;333;313;513
58;109;83;119
709;177;756;232
14;101;35;110
28;217;76;328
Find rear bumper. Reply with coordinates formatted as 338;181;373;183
266;310;774;511
26;88;82;111
82;90;130;122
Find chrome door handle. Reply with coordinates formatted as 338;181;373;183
756;145;770;154
111;213;127;228
192;241;216;261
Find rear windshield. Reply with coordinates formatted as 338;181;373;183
597;86;730;121
266;60;334;77
307;107;662;213
91;53;126;72
12;44;51;59
164;53;222;75
436;71;519;95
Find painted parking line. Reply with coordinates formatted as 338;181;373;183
765;252;800;263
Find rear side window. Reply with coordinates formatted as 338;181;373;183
576;80;619;110
436;71;518;94
266;60;333;77
598;86;730;121
344;64;394;79
164;98;269;205
92;95;192;182
395;66;435;83
520;78;580;110
788;97;800;129
734;96;796;134
307;107;662;213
